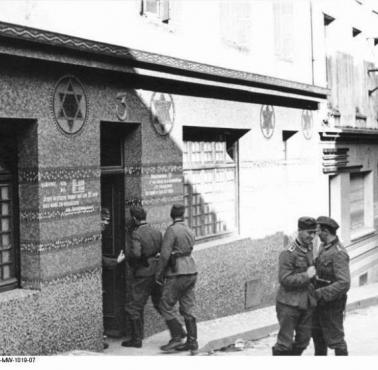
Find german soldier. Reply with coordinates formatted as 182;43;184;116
122;205;162;348
312;216;350;356
155;204;198;354
272;217;317;355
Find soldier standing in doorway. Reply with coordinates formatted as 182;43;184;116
312;216;350;356
155;204;198;354
122;205;163;348
272;217;317;356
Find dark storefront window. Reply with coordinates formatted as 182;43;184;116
183;129;239;240
0;137;18;292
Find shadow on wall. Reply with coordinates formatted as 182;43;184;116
98;70;286;338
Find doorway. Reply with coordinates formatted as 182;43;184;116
100;121;141;337
100;123;126;337
101;173;125;336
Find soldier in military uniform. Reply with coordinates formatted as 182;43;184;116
312;216;350;356
272;217;317;356
122;205;163;348
155;204;198;354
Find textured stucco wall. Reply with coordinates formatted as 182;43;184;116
143;233;283;337
0;271;102;355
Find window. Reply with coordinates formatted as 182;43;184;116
0;136;18;293
350;172;365;231
183;129;239;240
349;171;374;239
141;0;170;23
273;1;294;61
219;2;252;52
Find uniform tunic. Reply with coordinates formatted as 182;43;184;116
125;222;163;319
274;238;316;353
156;219;197;321
312;237;350;352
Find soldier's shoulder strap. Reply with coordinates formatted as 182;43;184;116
287;239;299;252
336;241;348;254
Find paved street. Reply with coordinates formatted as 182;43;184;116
212;304;378;356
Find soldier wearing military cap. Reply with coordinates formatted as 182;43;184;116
122;205;163;348
312;216;350;356
155;204;198;354
272;217;317;356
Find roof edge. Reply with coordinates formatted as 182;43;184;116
0;20;328;99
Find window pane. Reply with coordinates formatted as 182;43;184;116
183;139;237;239
1;250;10;263
1;186;9;200
1;203;9;216
2;265;10;280
350;173;364;231
2;234;10;247
1;218;10;232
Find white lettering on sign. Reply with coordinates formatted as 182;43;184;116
41;179;98;213
144;172;182;197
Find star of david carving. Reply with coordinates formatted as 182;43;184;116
52;76;88;135
302;110;313;139
260;105;275;139
151;93;174;135
58;81;83;131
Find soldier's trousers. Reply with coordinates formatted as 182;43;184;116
312;296;348;353
274;302;313;352
159;274;197;321
124;275;162;319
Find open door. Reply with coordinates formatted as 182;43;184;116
101;174;125;337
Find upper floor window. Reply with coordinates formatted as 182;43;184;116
273;1;294;61
219;1;252;52
141;0;170;23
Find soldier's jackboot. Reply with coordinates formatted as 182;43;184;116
314;346;328;355
291;346;304;356
313;340;328;355
334;347;348;356
160;319;185;352
121;318;142;348
175;317;198;354
272;346;292;356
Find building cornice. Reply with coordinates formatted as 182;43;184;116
0;21;329;101
319;127;378;143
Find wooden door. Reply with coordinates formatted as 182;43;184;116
101;174;125;337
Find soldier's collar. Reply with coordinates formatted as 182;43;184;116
324;236;338;250
173;218;184;224
294;238;312;253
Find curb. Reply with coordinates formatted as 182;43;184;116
198;284;378;354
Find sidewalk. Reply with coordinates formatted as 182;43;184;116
97;282;378;356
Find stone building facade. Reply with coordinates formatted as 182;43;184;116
0;0;377;355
